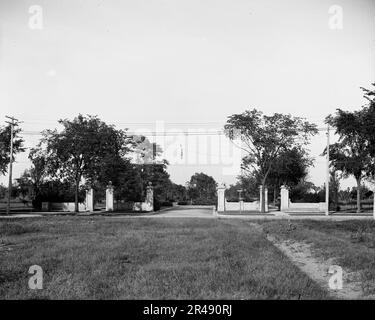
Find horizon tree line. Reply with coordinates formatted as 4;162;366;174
1;82;374;213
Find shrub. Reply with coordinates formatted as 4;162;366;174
192;199;216;206
153;199;161;211
160;201;173;207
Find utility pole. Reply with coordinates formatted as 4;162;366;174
237;189;243;214
326;124;330;216
5;116;20;215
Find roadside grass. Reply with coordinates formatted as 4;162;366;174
258;219;375;295
1;217;328;299
0;222;41;236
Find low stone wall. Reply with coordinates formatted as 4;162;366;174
281;185;326;212
225;200;260;211
133;202;153;212
42;202;86;212
288;201;326;212
114;201;133;211
289;202;326;211
114;201;153;212
217;185;268;212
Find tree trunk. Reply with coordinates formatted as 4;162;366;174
74;179;79;213
356;178;361;213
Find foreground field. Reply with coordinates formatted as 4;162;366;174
0;217;327;299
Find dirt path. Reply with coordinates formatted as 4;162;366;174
265;234;366;299
246;222;369;299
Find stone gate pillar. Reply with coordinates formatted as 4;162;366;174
146;182;154;211
106;181;114;212
217;185;226;212
280;185;289;211
85;188;94;212
259;186;269;213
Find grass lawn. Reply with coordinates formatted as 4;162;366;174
0;217;328;299
259;219;375;295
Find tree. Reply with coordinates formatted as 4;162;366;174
289;178;322;203
169;183;188;202
128;135;171;203
0;124;24;175
338;188;351;203
224;109;317;212
225;174;259;202
360;83;375;173
0;184;6;199
139;160;171;203
326;108;375;212
187;172;217;205
38;114;132;212
21;148;49;208
267;147;313;205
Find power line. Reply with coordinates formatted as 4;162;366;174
20;127;330;137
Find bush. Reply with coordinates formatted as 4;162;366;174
160;201;173;207
192;199;216;206
178;201;189;205
153;199;161;211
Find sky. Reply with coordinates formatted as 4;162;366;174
0;0;375;189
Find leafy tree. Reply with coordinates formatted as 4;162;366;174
96;134;178;206
338;188;351;203
267;147;313;205
131;136;176;204
93;150;143;203
225;174;259;202
38;114;132;212
38;180;86;203
360;84;375;172
138;160;171;203
349;185;372;201
0;184;6;199
0;124;24;175
169;183;188;202
187;172;217;205
326;109;375;212
224;109;317;212
289;179;322;203
18;148;49;209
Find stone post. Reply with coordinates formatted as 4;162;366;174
85;188;94;212
146;182;154;211
280;185;289;211
265;187;269;213
259;186;263;212
239;200;244;212
373;191;375;220
217;185;226;212
106;181;114;212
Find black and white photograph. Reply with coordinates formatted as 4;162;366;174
1;0;375;309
